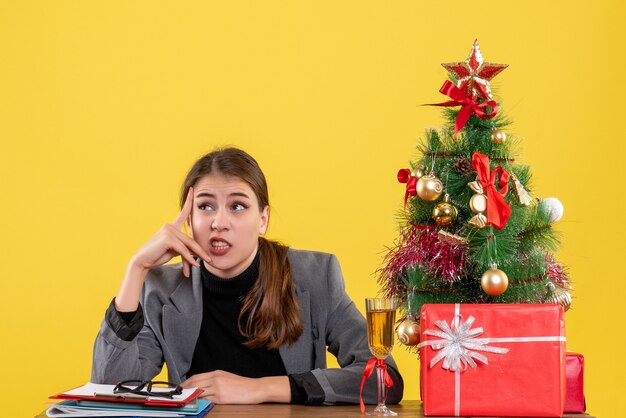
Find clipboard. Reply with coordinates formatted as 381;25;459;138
50;383;203;407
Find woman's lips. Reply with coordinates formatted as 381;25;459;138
209;238;231;256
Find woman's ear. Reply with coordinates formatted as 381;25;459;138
259;206;269;235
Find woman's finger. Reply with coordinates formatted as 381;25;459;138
168;240;201;269
182;259;191;278
181;372;211;388
172;187;194;229
174;229;212;264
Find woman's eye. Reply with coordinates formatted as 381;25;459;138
232;203;247;211
198;204;214;211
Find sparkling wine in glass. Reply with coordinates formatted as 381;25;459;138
365;298;397;416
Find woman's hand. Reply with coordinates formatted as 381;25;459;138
131;187;211;278
181;370;290;404
115;188;212;312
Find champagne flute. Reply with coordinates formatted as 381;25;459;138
365;298;397;416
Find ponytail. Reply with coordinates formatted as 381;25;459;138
238;238;303;349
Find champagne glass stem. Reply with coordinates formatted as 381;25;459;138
376;361;387;408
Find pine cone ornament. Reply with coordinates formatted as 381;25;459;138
454;158;474;177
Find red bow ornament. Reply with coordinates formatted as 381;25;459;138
427;80;499;136
470;152;512;230
359;357;394;413
397;169;418;209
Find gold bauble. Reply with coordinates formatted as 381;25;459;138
433;194;458;226
546;283;572;312
553;288;572;312
469;193;487;214
395;316;421;346
491;129;507;144
416;174;443;201
413;167;425;179
480;267;509;296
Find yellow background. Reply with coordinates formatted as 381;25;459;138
1;1;623;417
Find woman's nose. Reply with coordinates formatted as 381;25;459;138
211;209;230;231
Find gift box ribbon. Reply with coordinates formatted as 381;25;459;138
419;304;566;417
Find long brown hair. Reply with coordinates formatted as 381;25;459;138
181;147;303;349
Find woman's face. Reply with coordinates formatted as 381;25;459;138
190;173;268;278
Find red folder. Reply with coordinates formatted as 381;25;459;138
50;383;203;407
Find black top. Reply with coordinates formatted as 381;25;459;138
187;253;288;378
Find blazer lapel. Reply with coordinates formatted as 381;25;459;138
162;266;203;380
280;287;313;374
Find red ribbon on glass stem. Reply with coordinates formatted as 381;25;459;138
426;80;499;136
359;357;394;413
397;169;417;209
472;152;512;230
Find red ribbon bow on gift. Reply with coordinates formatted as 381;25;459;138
397;169;417;209
427;80;499;136
472;152;512;230
359;357;394;413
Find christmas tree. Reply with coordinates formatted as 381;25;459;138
380;40;572;347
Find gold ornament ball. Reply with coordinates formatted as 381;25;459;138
433;195;458;226
396;317;421;346
549;286;572;312
469;193;487;214
413;168;425;178
481;268;509;296
416;174;443;201
491;129;507;144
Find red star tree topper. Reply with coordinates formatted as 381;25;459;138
442;39;508;101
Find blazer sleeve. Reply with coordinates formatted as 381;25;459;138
309;254;404;405
90;296;165;384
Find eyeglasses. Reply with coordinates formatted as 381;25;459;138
113;380;183;399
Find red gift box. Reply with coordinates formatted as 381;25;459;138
419;304;566;417
564;352;586;413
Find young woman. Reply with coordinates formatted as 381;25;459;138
91;147;404;405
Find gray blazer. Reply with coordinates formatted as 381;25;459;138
91;249;403;405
